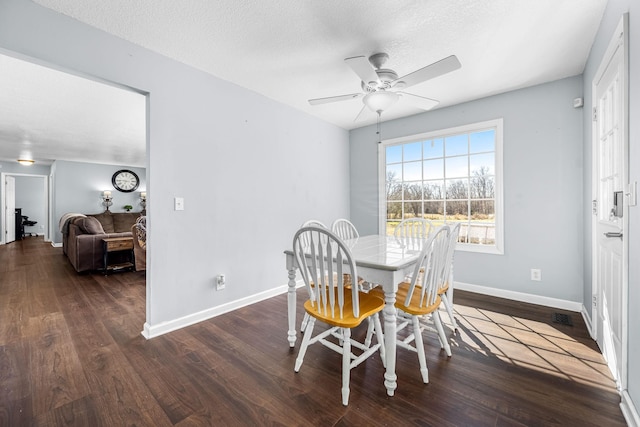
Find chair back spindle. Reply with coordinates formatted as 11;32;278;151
403;225;450;310
294;226;359;318
393;219;434;250
332;218;359;241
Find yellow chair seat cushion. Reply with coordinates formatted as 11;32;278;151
304;288;384;329
438;281;450;295
370;282;441;316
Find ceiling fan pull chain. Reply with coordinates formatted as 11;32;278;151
377;111;382;144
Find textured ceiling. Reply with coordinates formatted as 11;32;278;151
0;0;606;166
32;0;606;129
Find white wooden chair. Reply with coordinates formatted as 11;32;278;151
300;219;328;331
331;218;372;292
394;218;435;284
293;226;386;406
331;218;359;240
393;218;434;240
438;223;461;333
300;219;327;246
299;220;328;331
370;225;451;384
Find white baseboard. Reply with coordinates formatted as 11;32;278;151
141;283;294;339
581;305;596;340
455;281;583;312
621;390;640;427
143;280;582;339
51;242;62;248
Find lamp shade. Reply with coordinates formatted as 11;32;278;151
363;91;399;113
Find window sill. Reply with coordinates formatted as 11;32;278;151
456;243;503;255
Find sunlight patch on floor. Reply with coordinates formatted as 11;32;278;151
450;306;616;392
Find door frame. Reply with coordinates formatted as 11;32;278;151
590;13;629;392
0;172;50;244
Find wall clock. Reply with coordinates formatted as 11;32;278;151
112;169;140;192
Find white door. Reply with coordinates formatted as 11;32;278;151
592;16;628;389
5;175;16;243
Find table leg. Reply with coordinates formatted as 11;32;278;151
383;289;397;396
287;266;297;348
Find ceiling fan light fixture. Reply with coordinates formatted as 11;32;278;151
17;158;35;166
363;90;399;113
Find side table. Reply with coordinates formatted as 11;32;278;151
103;237;135;274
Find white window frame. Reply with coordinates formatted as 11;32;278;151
378;118;504;255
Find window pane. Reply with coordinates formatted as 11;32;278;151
470;153;494;176
446;200;469;217
403;141;422;162
423;138;444;159
470;130;495;153
403;183;422;200
387;181;402;200
446;179;468;200
403;161;422;181
470;175;495;199
445;134;468;156
424;201;444;221
386;220;400;236
386;202;403;219
403;201;423;218
422;180;444;200
386;163;402;183
386;145;402;164
471;200;495;220
446;156;468;178
467;221;495;245
423;158;443;180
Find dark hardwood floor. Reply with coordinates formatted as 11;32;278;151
0;237;626;426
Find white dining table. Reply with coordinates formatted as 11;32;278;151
284;234;426;397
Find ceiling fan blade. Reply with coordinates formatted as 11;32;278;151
308;93;363;105
354;103;372;122
345;56;380;88
398;92;439;110
393;55;461;89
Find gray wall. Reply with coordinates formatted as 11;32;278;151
350;76;584;302
582;0;639;415
0;0;350;327
51;160;146;242
15;175;46;236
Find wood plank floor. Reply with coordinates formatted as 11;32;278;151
0;237;626;426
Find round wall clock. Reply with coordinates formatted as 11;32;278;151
112;169;140;192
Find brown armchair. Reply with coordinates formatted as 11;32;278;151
131;216;146;271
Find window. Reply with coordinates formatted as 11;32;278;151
379;119;503;254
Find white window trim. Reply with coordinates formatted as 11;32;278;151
377;118;504;255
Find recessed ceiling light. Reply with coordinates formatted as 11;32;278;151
17;159;35;165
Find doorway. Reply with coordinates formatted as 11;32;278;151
591;14;628;392
1;173;49;244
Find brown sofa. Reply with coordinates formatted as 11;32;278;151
62;212;142;272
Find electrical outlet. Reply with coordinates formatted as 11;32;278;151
531;269;542;282
216;274;225;290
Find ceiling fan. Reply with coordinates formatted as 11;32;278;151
308;53;461;121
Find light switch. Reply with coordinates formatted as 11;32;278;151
174;197;184;211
